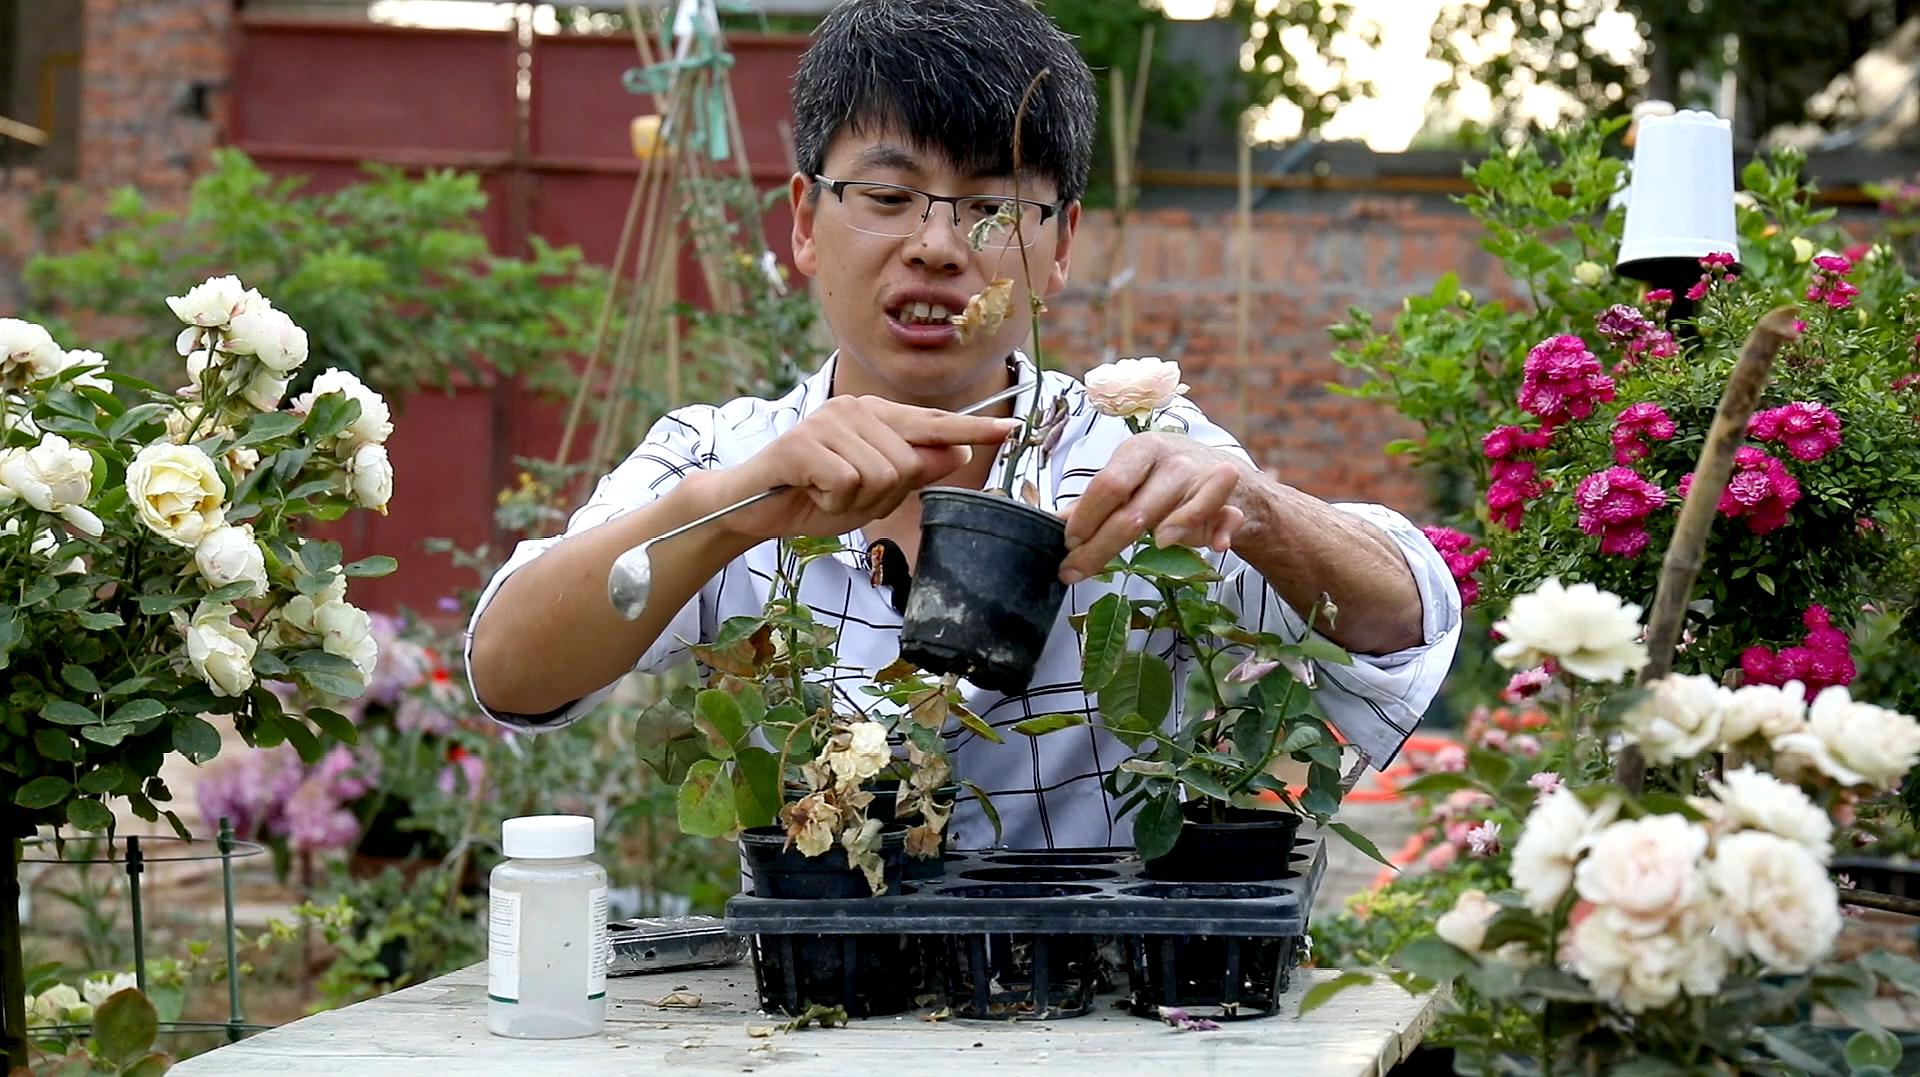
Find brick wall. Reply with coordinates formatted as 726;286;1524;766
1047;199;1498;521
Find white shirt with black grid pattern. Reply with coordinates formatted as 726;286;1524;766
462;353;1463;851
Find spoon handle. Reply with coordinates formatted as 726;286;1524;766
634;380;1037;550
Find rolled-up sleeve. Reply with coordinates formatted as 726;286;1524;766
1218;502;1461;768
462;407;721;733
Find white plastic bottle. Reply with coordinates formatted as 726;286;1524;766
488;814;609;1038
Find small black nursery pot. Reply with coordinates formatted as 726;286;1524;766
1140;802;1304;883
898;487;1069;695
739;824;908;899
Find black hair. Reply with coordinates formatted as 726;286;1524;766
791;0;1097;207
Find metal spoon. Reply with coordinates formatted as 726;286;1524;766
607;380;1036;619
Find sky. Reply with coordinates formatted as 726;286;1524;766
368;0;1648;152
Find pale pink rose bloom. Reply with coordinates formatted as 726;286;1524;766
1083;356;1189;421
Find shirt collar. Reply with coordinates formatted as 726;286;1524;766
797;349;1044;421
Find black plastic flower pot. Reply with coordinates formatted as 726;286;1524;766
781;784;959;881
739;823;908;899
1140;802;1304;882
748;932;935;1019
944;932;1105;1021
1126;931;1300;1021
898;487;1069;695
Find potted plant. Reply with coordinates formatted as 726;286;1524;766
0;277;399;1070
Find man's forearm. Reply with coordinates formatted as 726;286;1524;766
469;469;759;717
1228;467;1425;656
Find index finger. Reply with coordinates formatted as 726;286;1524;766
879;402;1024;447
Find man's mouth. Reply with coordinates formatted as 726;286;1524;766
891;301;956;326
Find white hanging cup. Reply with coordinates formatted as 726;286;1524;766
1616;109;1740;278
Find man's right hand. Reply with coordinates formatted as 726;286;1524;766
712;395;1022;541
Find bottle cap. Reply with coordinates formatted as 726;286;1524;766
502;815;595;859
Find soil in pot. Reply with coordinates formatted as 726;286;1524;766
1140;801;1303;883
898;487;1068;695
1126;933;1299;1020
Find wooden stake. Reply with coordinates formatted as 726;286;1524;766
1107;66;1132;359
1235;111;1253;436
1617;306;1799;791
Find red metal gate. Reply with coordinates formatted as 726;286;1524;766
225;14;808;615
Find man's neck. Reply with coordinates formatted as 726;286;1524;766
825;351;1023;419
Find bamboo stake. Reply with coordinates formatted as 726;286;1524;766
1106;66;1131;359
1234;110;1253;436
1616;306;1800;792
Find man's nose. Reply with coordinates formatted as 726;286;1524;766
903;204;969;271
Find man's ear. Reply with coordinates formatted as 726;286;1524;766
1045;201;1080;297
791;172;820;277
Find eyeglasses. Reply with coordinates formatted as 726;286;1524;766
813;175;1060;249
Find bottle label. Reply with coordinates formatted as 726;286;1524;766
588;885;608;1000
488;888;520;1003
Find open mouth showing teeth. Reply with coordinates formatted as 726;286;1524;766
892;301;955;326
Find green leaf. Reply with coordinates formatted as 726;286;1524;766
1756;572;1776;596
1079;593;1131;693
20;576;57;606
1131;791;1184;860
299;668;366;700
204;580;261;604
342;555;398;578
78;763;129;794
732;747;781;829
960;779;1003;843
1758;1026;1846;1076
1846;1030;1902;1072
107;402;171;442
172;714;221;763
676;758;739;838
695;688;747;756
1126;544;1220;583
60;664;101;694
123;1053;173;1077
1277;724;1323;755
1098;652;1173;728
953;706;1005;745
66;797;113;831
1391;937;1476;983
33;727;72;761
105;675;154;697
1297;971;1377;1016
82;723;131;747
136;592;198;616
1291;635;1355;667
235;411;304;446
1176;766;1231;801
109;699;167;726
1101;711;1159;751
297;539;344;577
250;648;289;676
296;571;340;596
14;775;73;809
92;985;160;1064
74;610;125;630
1012;713;1088;737
304;394;362;441
307;707;357;745
42;699;98;725
1329;821;1389;866
281;715;324;763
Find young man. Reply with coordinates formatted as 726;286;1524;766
466;0;1461;850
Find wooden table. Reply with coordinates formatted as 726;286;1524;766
169;961;1438;1076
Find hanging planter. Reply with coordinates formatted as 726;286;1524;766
898;487;1069;695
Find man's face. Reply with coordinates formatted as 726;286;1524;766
790;128;1079;404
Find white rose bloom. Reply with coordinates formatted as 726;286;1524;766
314;599;378;682
126;442;227;547
224;306;309;374
824;720;892;788
56;349;112;394
1083;356;1190;422
1570;901;1726;1014
226;444;262;481
195;524;268;598
1709;766;1834;861
292;367;393;447
185;600;256;697
81;972;139;1009
1491;578;1647;683
1621;674;1728;764
1791;236;1815;263
165;274;250;328
185;346;222;387
1708;830;1841;973
29;983;88;1026
1574;814;1709;935
1573;260;1605;286
273;570;349;643
1773;685;1920;790
30;528;84;575
241;369;290;412
1511;786;1619;913
346;441;393;513
1718;681;1807;749
0;433;103;537
1435;889;1500;953
0;318;67;384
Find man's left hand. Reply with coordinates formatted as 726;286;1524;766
1059;433;1248;584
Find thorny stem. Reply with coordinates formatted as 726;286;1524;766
991;68;1054;499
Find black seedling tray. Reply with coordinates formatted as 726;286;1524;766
724;833;1325;936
